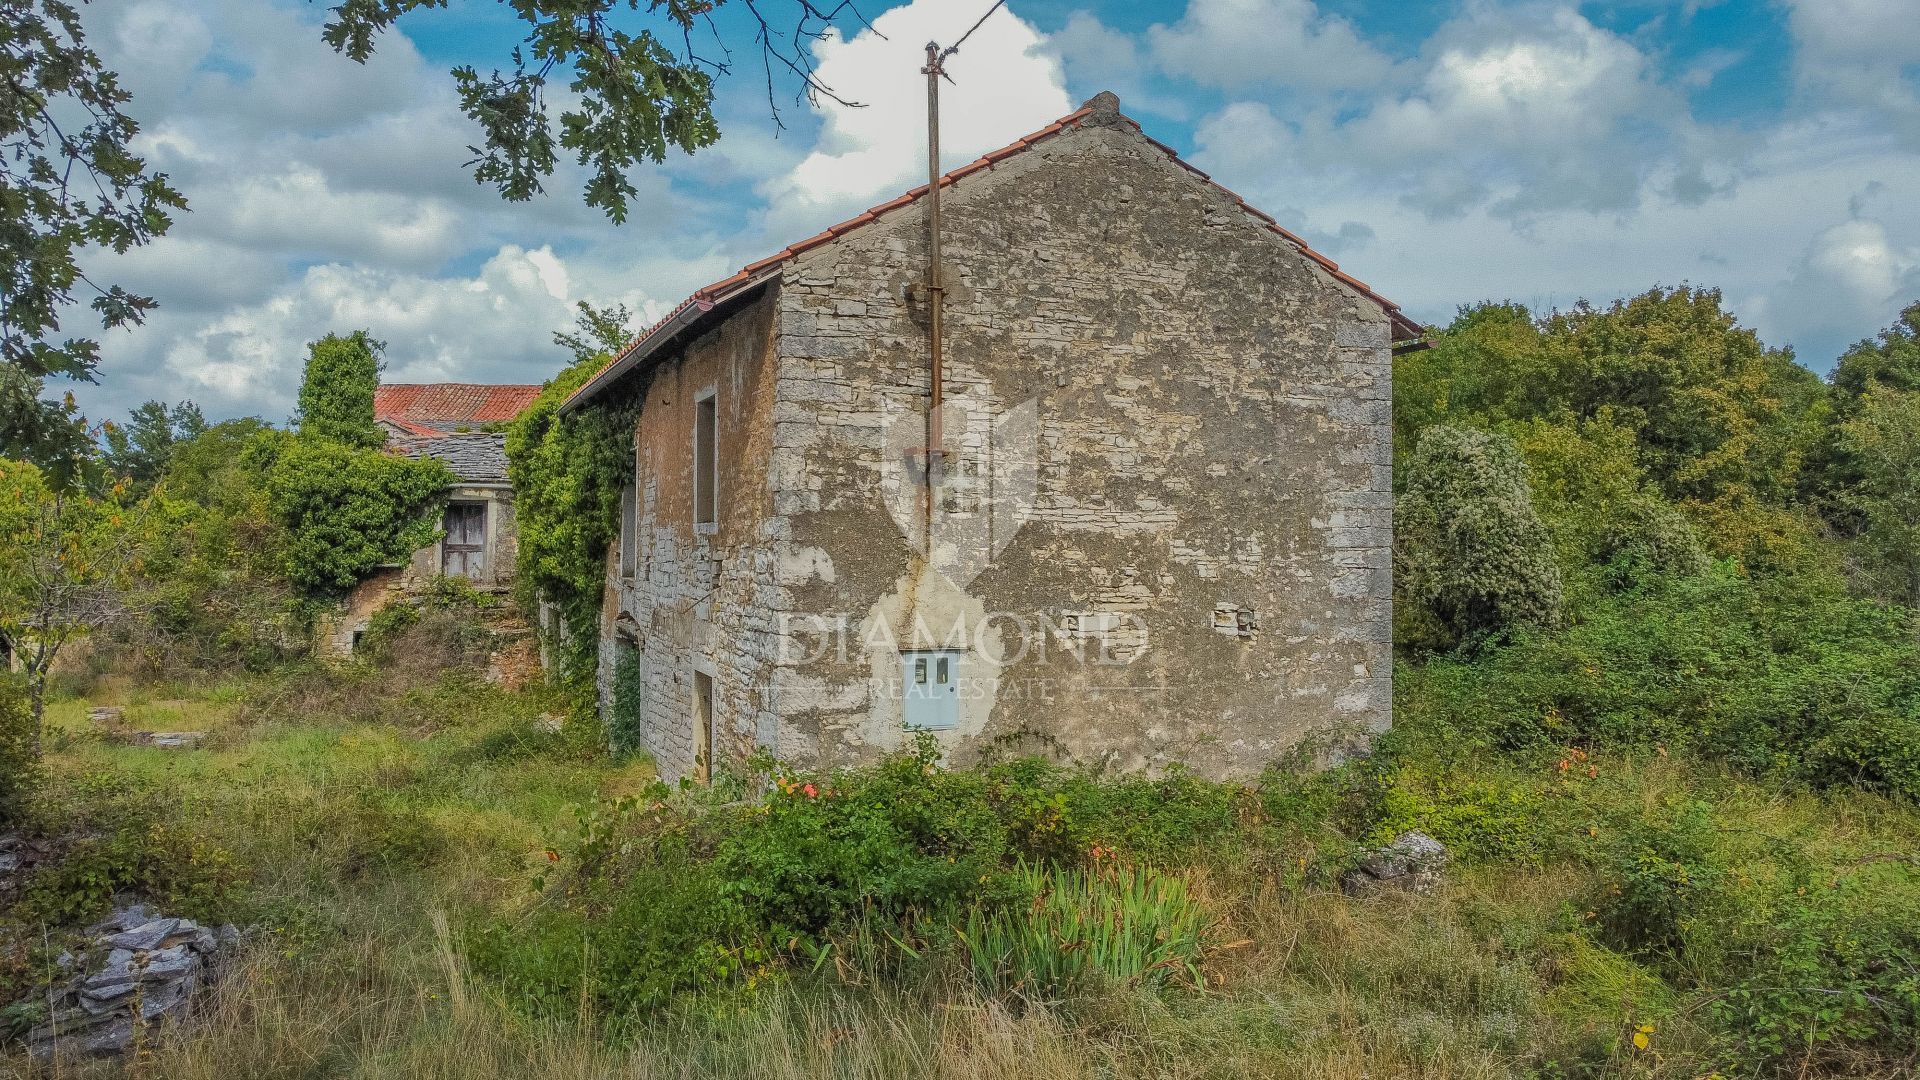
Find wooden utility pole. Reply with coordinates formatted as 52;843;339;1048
920;41;948;542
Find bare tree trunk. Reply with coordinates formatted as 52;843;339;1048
23;643;53;761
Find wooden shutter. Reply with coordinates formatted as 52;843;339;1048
442;502;487;577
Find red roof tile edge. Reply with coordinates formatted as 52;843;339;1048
375;383;543;425
564;99;1422;410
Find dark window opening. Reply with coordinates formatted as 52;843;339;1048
693;669;715;783
694;393;717;527
619;484;638;577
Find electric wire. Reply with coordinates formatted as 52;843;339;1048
939;0;1008;62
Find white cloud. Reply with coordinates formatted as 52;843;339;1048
1193;5;1743;221
1042;11;1191;121
72;0;718;422
1147;0;1394;91
1781;0;1920;147
131;246;611;419
1758;216;1920;357
58;0;1920;427
1194;104;1920;367
761;0;1073;220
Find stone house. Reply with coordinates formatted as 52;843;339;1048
317;384;536;656
561;93;1420;781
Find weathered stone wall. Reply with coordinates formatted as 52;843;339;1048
598;291;785;780
599;100;1392;780
761;104;1393;778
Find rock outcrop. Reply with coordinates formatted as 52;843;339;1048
22;905;238;1060
1342;831;1450;896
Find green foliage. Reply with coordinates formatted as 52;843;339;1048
713;741;1017;938
358;575;496;664
609;641;643;751
0;458;158;727
1588;798;1726;955
505;306;640;699
259;432;453;594
1832;386;1920;606
958;860;1207;999
102;399;206;493
0;675;38;826
116;419;301;673
19;814;242;927
1829;299;1920;401
470;849;761;1019
1396;567;1920;799
296;330;386;449
0;365;98;492
1505;413;1710;597
0;1;186;484
1395;425;1564;650
1396;289;1825;567
472;736;1382;1024
1368;764;1545;863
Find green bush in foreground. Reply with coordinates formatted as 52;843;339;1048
958;860;1207;999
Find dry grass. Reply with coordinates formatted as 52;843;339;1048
16;877;1649;1080
13;684;1920;1079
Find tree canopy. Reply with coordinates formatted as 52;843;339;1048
0;1;186;481
296;331;387;450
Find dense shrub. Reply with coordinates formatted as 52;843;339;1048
0;675;37;826
17;813;242;926
1397;567;1920;798
257;433;453;594
295;331;386;450
713;741;1021;937
468;736;1378;1022
357;575;497;669
1396;425;1564;650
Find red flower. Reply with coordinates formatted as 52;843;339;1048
802;783;819;798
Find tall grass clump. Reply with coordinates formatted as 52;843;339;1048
958;859;1208;999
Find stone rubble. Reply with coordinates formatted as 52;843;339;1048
1342;830;1450;896
21;904;240;1061
127;731;208;748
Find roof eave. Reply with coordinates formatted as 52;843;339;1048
559;273;777;415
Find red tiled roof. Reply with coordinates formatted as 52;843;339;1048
563;95;1423;411
374;383;541;430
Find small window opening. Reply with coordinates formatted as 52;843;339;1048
619;484;638;577
694;392;718;527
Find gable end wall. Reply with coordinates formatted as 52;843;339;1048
759;117;1392;777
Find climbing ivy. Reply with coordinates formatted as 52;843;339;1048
256;432;453;595
505;350;641;704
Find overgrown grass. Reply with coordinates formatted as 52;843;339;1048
7;670;1919;1078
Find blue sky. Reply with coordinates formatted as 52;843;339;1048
73;0;1920;422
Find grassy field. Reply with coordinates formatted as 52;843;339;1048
6;667;1919;1079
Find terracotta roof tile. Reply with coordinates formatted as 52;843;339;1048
375;383;540;431
564;95;1423;410
827;211;876;235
